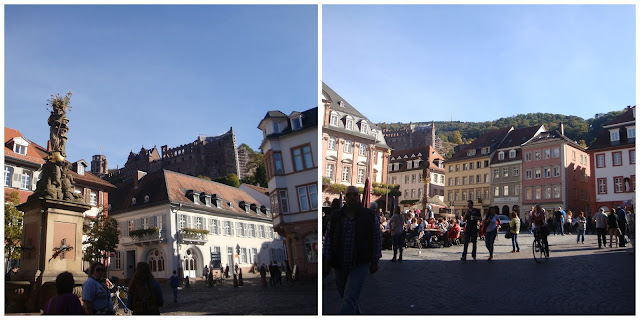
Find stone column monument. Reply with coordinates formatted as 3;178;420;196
6;92;90;313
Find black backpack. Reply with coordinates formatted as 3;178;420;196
132;282;159;315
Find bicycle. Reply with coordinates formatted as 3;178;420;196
111;285;131;315
532;228;549;263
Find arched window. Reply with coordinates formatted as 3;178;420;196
304;233;318;263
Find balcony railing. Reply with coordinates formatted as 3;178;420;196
128;228;166;246
178;229;209;245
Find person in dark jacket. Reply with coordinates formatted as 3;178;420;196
43;271;84;314
323;186;382;314
127;262;164;315
607;210;620;248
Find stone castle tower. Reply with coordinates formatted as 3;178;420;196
382;122;440;151
91;154;108;175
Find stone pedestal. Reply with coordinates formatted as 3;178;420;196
8;198;90;313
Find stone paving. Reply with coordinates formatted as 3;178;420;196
158;273;318;315
322;232;635;315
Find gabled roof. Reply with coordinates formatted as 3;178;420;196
448;127;513;162
491;125;545;164
259;107;318;138
589;106;636;151
524;130;585;151
69;170;116;189
4;127;48;165
110;170;270;221
240;183;269;195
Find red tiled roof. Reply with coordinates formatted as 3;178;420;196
4;127;47;165
68;170;116;189
241;183;269;195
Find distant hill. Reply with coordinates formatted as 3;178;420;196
377;108;628;159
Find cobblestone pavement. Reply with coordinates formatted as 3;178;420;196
322;232;635;315
157;273;318;315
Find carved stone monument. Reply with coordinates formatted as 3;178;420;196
6;93;90;313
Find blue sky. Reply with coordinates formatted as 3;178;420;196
5;5;317;169
323;5;635;125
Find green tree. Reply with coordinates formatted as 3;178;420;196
82;209;120;265
5;191;23;269
197;175;212;181
215;173;241;188
451;131;463;144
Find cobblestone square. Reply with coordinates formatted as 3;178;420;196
323;232;635;315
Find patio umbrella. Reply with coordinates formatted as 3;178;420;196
362;178;371;209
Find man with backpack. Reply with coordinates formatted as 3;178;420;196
169;270;179;303
128;262;163;315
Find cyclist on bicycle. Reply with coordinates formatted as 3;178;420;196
529;204;549;256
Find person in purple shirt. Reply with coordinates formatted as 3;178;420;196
323;185;382;314
42;271;84;315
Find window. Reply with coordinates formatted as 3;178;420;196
258;225;265;238
90;191;98;206
612;152;622;166
209;219;220;235
304;233;318;262
525;169;532;180
553;166;561;177
494;169;499;178
597;178;607;194
455;164;460;171
544;168;551;178
525;152;532;161
278;190;289;214
292;145;313;171
344;140;352;153
248;224;255;237
534;151;541;160
273;152;284;175
449;165;453;172
20;170;32;190
455;177;459;186
359;143;367;156
418;188;423;199
404;190;408;199
481;147;489;154
355;168;364;184
13;143;27;155
78;165;85;175
534;186;541;200
525;187;532;200
484;190;489;200
411;189;416;198
476;175;481;183
297;184;318;211
291;116;302;130
237;222;246;237
419;173;424;182
5;166;13;187
342;166;351;182
469;162;474;170
572;151;576;161
447;192;452;202
469;191;474;201
346;117;354;131
534;168;541;179
543;186;550;199
498;152;504;160
514;184;520;196
484;160;489;168
326;163;335;179
463;163;468;170
330;113;338;126
596;154;605;168
484;174;489;183
360;121;369;134
543;149;551;159
113;251;123;270
552;147;560;158
467;150;476;156
553;185;560;198
630;150;636;164
614;176;624;193
503;167;509;178
468;175;474;185
448;178;453;186
503;185;509;196
462;191;467;201
610;129;620;141
462;176;467;185
224;221;233;236
494;186;500;197
509;150;516;159
328;137;336;150
411;174;416;184
513;166;520;176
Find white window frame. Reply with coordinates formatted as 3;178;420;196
328;136;336;150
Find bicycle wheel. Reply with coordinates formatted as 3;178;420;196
112;295;120;314
533;239;544;263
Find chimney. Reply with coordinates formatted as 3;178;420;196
559;122;564;136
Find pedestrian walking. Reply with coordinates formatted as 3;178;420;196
484;206;500;260
203;265;209;280
554;207;566;235
81;261;114;315
509;209;520;253
224;265;230;278
461;200;481;261
169;270;179;303
128;262;164;315
389;206;405;262
616;206;629;247
323;185;382;314
259;264;267;287
43;271;84;314
607;209;620;248
576;212;586;244
594;208;608;248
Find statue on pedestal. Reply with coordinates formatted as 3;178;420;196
28;92;83;203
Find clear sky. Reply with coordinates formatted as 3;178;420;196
323;5;635;125
5;5;318;169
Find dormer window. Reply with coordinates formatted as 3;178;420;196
12;137;29;155
212;194;222;208
291;114;303;131
78;165;85;175
481;147;490;154
272;122;280;134
360;121;368;134
330;112;339;126
345;116;354;131
467;149;476;156
204;194;212;206
407;161;413;169
610;129;620;142
498;152;504;160
509;150;516;159
627;127;636;139
338;101;345;107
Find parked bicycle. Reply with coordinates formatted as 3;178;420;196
111;285;131;315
